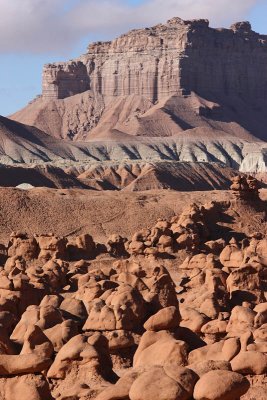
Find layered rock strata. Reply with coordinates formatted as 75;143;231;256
42;61;89;99
42;18;267;105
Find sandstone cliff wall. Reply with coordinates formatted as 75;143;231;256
42;18;267;106
181;21;267;105
42;61;89;99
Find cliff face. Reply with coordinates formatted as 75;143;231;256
42;18;267;105
42;61;89;99
10;16;267;148
181;20;267;105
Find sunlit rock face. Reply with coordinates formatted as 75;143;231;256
42;61;89;99
42;17;267;105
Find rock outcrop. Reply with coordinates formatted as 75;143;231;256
0;183;266;397
9;16;267;149
230;175;261;201
42;61;89;99
42;18;267;106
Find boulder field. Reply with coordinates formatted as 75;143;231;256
0;176;265;399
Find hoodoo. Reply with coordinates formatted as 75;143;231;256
230;175;261;201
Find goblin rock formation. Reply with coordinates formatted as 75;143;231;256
231;175;261;201
0;184;266;398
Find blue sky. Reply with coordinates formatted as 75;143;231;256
0;0;266;116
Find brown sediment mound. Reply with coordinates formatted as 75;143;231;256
77;161;237;191
0;164;88;189
0;179;265;398
0;116;242;190
1;111;266;181
0;115;80;164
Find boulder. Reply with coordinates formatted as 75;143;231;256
0;374;52;400
180;307;208;333
188;338;240;364
226;306;256;336
107;234;128;258
67;233;96;260
144;306;181;331
44;319;78;352
0;325;53;375
226;263;266;302
83;284;146;331
8;233;39;261
36;234;67;261
133;330;188;368
193;370;249;400
219;240;243;269
129;366;188;400
231;351;267;375
95;369;140;400
47;332;114;381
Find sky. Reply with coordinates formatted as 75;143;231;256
0;0;266;116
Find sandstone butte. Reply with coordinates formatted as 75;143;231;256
12;18;267;145
41;18;267;105
6;17;267;179
0;17;259;184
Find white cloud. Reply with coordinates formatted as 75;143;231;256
0;0;77;53
0;0;261;54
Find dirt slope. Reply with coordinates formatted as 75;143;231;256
10;92;263;142
77;161;237;191
0;164;88;189
0;187;266;243
0;115;84;163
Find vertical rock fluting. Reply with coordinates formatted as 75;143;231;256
42;17;267;106
180;20;267;104
42;61;89;99
84;21;187;101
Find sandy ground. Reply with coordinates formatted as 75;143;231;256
1;187;266;244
